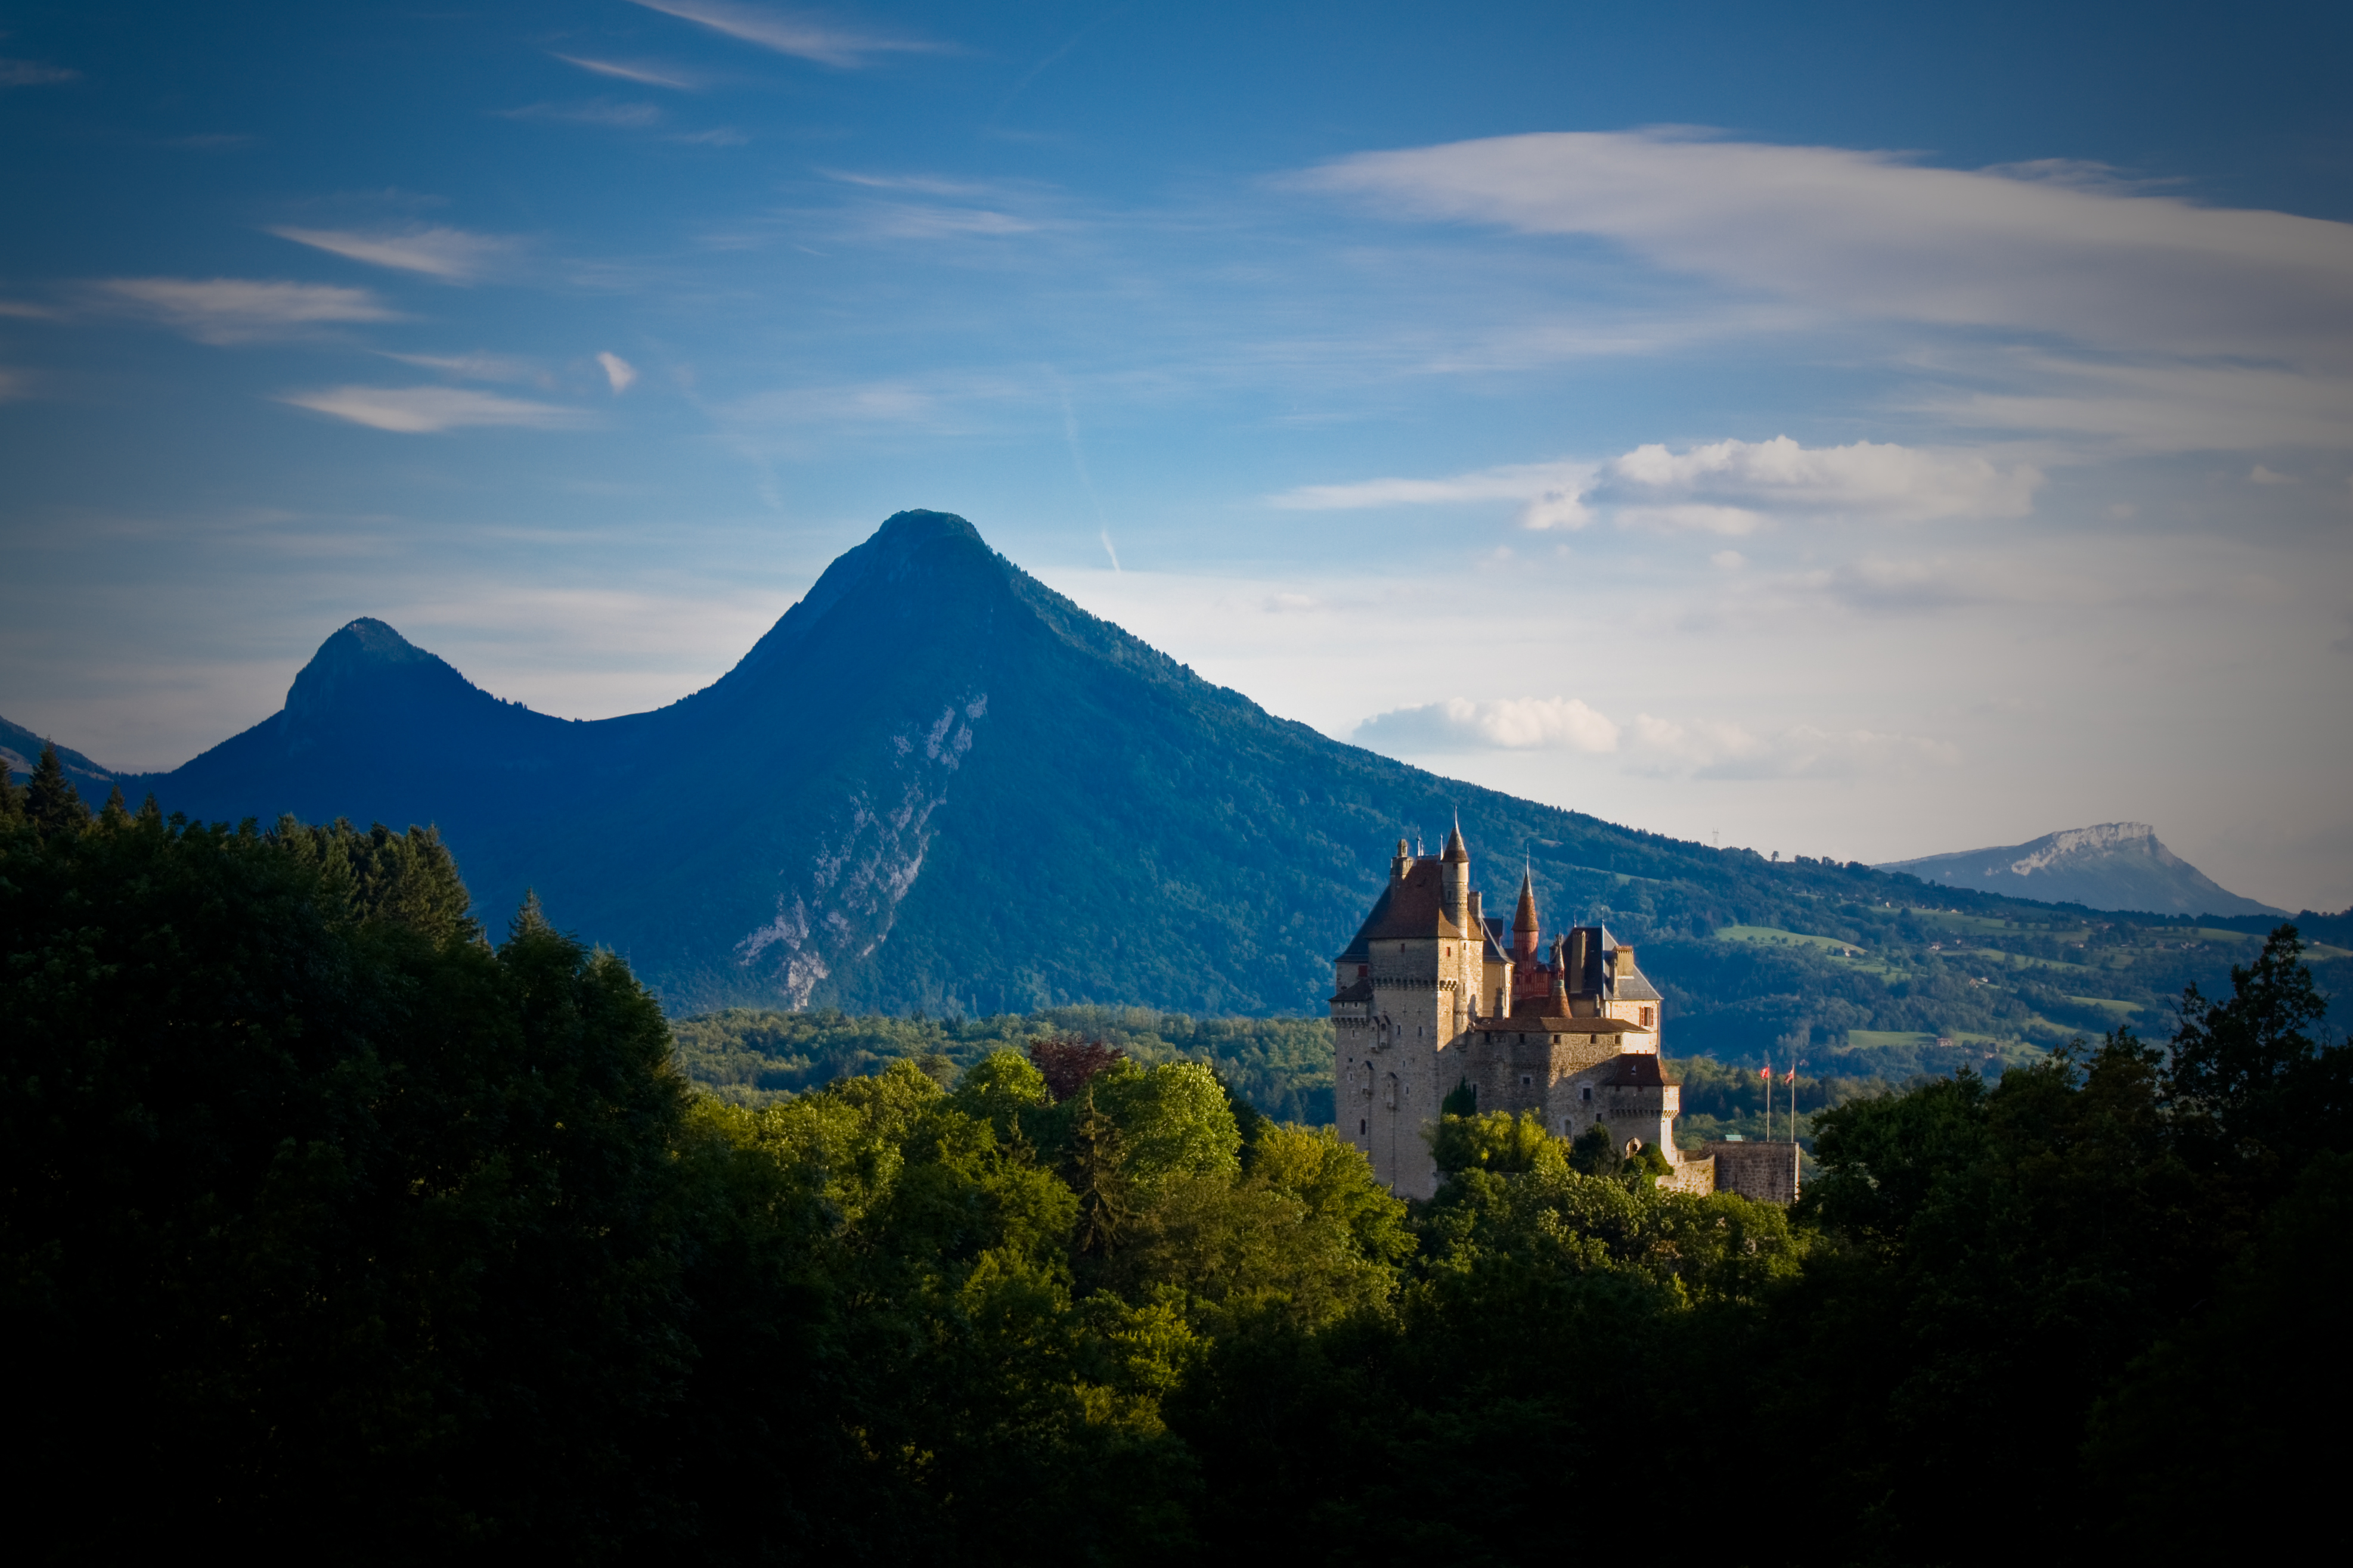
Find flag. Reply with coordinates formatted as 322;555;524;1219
1759;1065;1770;1079
1783;1066;1797;1084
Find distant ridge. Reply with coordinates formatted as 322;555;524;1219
1;716;117;797
1880;822;2284;919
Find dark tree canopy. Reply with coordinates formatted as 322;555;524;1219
3;808;2336;1562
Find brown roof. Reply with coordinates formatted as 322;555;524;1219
1336;856;1467;958
1471;1014;1635;1036
1329;977;1373;1004
1512;869;1539;933
1605;1053;1668;1087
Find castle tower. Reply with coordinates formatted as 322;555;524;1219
1331;832;1490;1198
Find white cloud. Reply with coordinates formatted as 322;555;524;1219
553;55;697;89
1272;460;1594;529
1628;715;1961;780
628;1;947;69
1271;435;2039;533
2250;464;2295;485
269;225;511;282
1302;129;2353;367
500;100;662;128
92;277;401;343
1912;353;2353;453
276;385;588;434
0;57;79;86
1355;696;1621;754
379;350;544;384
597;352;638;394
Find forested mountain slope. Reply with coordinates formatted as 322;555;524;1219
12;510;2346;1060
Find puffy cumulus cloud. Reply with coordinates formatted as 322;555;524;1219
1302;130;2353;368
1271;436;2037;533
268;225;513;282
1355;696;1620;754
628;0;947;69
1629;715;1961;781
277;385;589;434
91;277;400;343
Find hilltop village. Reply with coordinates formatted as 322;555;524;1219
1331;829;1797;1201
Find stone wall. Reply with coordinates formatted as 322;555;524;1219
1704;1141;1801;1204
1658;1155;1716;1197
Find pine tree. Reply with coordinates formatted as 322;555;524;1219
1068;1084;1129;1254
25;743;89;834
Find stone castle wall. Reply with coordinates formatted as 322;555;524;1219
1705;1141;1801;1204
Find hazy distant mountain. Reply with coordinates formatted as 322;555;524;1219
1880;823;2284;918
9;511;2330;1054
1;716;117;798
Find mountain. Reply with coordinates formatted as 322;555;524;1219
2;716;119;799
12;510;2342;1059
1878;822;2285;919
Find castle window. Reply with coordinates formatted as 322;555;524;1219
1581;1086;1592;1103
1520;1074;1532;1086
1360;1119;1368;1136
1641;1006;1654;1028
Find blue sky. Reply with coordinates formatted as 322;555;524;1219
3;1;2350;909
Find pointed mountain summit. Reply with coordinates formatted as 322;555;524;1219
79;508;2290;1023
1880;822;2284;918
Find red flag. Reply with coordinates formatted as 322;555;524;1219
1783;1066;1797;1084
1759;1065;1770;1079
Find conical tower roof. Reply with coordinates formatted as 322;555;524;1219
1512;865;1539;933
1441;816;1469;863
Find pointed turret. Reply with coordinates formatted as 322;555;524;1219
1439;815;1470;931
1511;865;1540;968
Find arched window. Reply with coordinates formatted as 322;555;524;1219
1384;1073;1399;1110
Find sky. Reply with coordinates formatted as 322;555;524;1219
2;0;2349;911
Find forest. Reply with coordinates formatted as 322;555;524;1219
4;749;2343;1564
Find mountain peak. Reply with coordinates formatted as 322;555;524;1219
286;619;448;722
1881;822;2282;918
873;509;985;551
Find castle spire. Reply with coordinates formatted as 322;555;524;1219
1439;812;1470;930
1511;864;1540;968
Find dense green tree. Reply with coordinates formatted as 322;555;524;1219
23;740;88;833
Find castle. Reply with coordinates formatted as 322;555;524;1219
1331;828;1796;1202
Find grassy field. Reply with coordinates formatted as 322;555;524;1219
1714;924;1900;977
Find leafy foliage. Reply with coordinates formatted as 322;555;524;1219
7;807;2339;1562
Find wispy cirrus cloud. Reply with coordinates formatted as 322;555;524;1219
1272;436;2039;534
91;277;401;343
499;99;663;128
277;385;588;434
0;57;79;86
553;54;699;89
1302;129;2353;368
628;1;948;69
269;224;513;282
378;350;546;384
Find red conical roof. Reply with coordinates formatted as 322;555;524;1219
1512;866;1539;932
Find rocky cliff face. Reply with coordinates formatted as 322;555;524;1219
1881;822;2282;918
